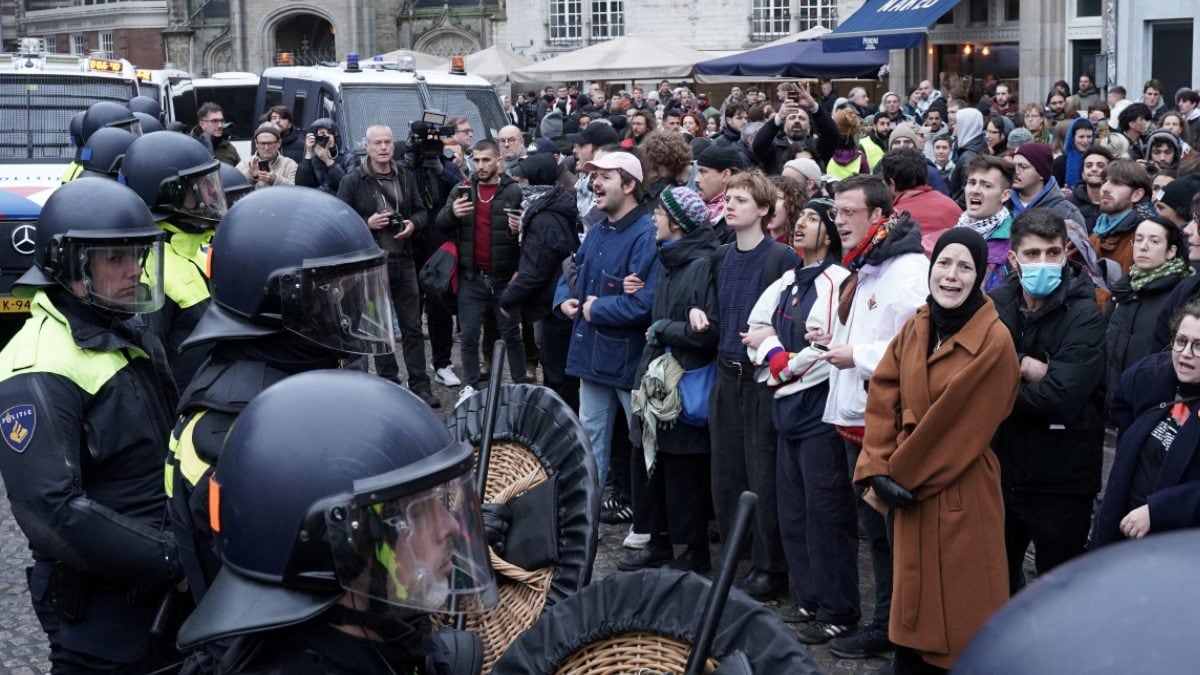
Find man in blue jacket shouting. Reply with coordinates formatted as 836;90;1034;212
555;151;659;491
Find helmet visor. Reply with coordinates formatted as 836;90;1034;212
327;471;497;615
279;250;395;355
57;237;165;313
112;117;143;138
165;164;226;223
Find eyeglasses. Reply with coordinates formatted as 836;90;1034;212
1172;335;1200;358
256;140;279;147
499;137;520;145
457;127;474;135
203;117;225;124
831;206;864;220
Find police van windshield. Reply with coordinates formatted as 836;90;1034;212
0;75;137;160
174;84;258;140
341;85;506;151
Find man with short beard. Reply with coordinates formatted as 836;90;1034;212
437;139;527;400
568;121;620;227
753;84;835;175
1090;159;1153;285
553;152;658;498
915;79;943;117
921;103;951;163
989;84;1020;125
858;114;891;170
1071;72;1101;111
1068;146;1112;231
623;110;656;147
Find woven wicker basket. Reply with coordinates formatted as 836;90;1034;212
437;440;554;673
555;631;719;674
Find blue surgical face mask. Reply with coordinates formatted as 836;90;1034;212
1018;261;1063;298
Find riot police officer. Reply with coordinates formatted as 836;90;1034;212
78;127;137;180
120;130;227;387
0;177;184;673
166;186;395;605
177;370;494;673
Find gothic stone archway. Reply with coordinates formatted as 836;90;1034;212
274;12;336;66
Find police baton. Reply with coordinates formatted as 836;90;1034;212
454;338;507;630
150;589;174;636
684;490;758;675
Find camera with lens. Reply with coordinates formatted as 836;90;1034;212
1145;160;1159;176
315;133;329;147
408;111;455;171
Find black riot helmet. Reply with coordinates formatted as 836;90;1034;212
79;127;135;180
133;111;164;134
176;371;496;649
217;162;251;207
16;177;165;313
183;186;394;355
119;131;226;225
957;531;1200;673
127;95;163;121
82;101;141;142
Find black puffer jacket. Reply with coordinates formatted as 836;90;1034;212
1069;181;1101;233
500;185;580;321
435;174;524;280
989;265;1106;495
1105;272;1188;410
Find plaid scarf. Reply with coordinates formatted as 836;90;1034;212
1129;256;1193;292
705;191;727;224
955;206;1010;240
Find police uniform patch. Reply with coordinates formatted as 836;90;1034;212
1;405;36;453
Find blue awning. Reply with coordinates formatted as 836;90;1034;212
694;40;888;81
821;0;964;53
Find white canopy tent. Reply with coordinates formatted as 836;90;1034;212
464;46;535;85
511;35;710;84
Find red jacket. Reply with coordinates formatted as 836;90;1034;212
894;186;963;257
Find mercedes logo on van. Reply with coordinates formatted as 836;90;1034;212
11;224;35;256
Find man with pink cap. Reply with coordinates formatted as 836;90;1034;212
554;152;660;493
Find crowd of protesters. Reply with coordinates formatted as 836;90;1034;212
492;73;1200;674
32;71;1200;674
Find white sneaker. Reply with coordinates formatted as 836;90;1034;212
456;385;477;407
623;528;650;550
434;365;462;387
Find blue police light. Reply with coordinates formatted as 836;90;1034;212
345;52;360;73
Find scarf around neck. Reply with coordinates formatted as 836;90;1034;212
705;191;727;224
1129;256;1194;292
956;206;1011;240
842;215;897;272
1094;208;1132;237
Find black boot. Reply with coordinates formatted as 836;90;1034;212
666;544;711;574
616;535;672;571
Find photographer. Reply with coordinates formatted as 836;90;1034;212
406;118;467;389
236;123;297;189
337;124;440;409
295;117;355;193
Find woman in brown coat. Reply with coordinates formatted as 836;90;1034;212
855;228;1021;673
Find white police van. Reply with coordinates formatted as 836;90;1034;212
0;38;139;201
256;54;506;155
135;67;192;123
175;71;261;159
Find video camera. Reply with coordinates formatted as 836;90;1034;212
409;110;455;171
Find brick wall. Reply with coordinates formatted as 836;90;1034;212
117;28;164;68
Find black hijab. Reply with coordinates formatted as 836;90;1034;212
928;228;988;354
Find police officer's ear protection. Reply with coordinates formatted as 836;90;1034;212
44;235;64;273
160;176;185;210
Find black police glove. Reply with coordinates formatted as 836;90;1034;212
480;502;512;556
868;475;917;509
